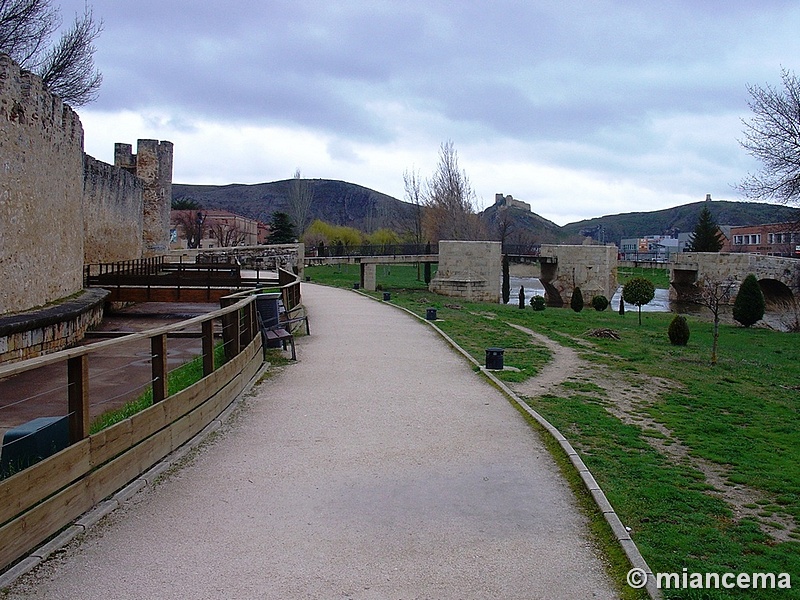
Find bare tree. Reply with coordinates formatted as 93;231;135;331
494;206;515;248
423;140;484;241
0;0;57;65
0;1;102;106
403;167;424;247
209;219;247;247
173;210;206;249
38;5;102;105
738;68;800;204
287;168;314;236
403;166;425;280
688;275;737;366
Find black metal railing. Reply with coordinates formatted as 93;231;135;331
307;243;439;258
501;244;542;256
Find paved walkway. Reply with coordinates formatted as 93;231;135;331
6;285;618;599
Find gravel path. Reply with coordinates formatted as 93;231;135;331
6;284;618;599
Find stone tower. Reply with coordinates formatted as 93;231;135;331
114;139;174;257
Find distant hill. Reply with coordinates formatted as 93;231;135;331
172;179;418;234
173;180;800;244
478;202;565;244
560;200;800;243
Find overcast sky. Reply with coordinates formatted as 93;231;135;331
60;1;800;225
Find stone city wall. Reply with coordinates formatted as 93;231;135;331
83;154;144;264
0;54;85;315
117;140;174;257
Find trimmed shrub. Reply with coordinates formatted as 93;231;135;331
733;274;765;327
518;285;526;309
570;287;584;312
591;295;609;311
668;315;690;346
530;295;546;311
623;277;655;325
618;296;625;316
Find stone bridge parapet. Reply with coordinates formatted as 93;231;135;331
671;252;799;305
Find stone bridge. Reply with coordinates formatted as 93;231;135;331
432;242;618;306
671;252;800;306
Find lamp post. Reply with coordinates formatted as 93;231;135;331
193;211;206;249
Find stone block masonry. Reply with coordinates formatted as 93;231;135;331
0;54;85;315
0;50;175;363
83;155;144;263
430;241;502;303
116;140;174;257
0;289;108;364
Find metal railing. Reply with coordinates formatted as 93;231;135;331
306;243;439;258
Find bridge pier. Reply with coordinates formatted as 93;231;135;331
361;263;377;291
537;245;618;307
429;241;502;303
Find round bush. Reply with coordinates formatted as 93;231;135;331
591;295;609;311
530;295;546;311
570;287;584;312
668;315;690;346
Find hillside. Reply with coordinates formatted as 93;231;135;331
172;180;800;244
172;180;418;234
478;202;565;244
560;200;800;243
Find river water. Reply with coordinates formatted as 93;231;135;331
507;277;670;312
505;276;794;330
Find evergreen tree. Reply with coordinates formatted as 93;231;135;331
502;254;510;304
570;287;584;312
733;274;766;327
267;212;296;244
687;205;724;252
668;315;691;346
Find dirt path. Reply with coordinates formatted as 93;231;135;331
506;322;796;542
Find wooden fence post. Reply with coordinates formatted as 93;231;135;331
67;355;89;443
220;297;239;361
151;334;168;403
202;319;215;376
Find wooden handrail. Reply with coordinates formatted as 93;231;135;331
0;296;254;380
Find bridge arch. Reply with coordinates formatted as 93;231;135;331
670;252;800;306
758;278;795;308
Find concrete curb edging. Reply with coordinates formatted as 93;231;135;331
363;291;660;600
0;361;271;592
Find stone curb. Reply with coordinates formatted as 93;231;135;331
0;289;110;337
0;361;271;591
360;290;660;600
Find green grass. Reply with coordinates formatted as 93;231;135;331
617;266;671;289
306;262;435;290
89;343;229;433
306;263;800;599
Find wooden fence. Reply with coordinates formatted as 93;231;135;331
0;293;266;573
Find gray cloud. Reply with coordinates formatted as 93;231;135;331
57;0;800;221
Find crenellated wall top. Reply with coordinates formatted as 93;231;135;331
0;53;83;146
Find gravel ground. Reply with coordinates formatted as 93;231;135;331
5;284;618;599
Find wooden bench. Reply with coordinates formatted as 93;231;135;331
256;305;309;361
263;326;296;360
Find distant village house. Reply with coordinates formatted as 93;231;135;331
170;209;265;249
